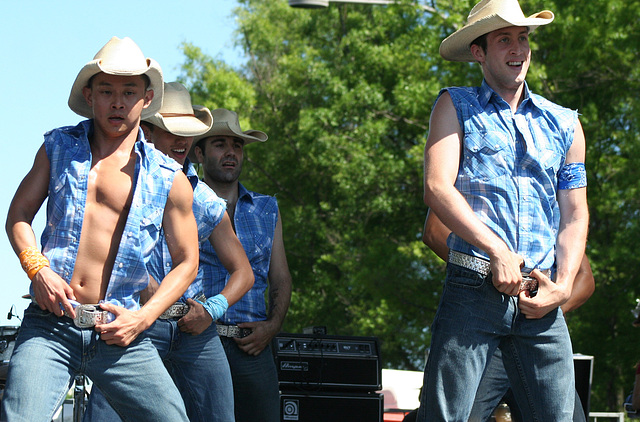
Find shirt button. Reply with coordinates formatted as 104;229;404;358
118;262;124;268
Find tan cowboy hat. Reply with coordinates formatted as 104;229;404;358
68;36;164;119
190;108;267;162
440;0;554;62
143;82;212;137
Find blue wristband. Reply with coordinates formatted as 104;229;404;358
198;294;229;321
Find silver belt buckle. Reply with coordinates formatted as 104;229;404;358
74;304;108;328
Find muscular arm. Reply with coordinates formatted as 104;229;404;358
560;254;594;314
519;122;589;318
6;145;76;317
423;93;523;295
98;172;199;345
237;211;292;356
178;212;255;335
422;209;450;262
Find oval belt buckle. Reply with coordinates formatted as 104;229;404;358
74;304;102;328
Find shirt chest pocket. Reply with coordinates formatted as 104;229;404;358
139;204;164;253
462;131;514;181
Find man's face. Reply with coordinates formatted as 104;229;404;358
473;26;531;93
82;73;152;139
144;126;193;165
197;135;244;184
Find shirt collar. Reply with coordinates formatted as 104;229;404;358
238;182;254;204
478;79;534;110
183;158;199;190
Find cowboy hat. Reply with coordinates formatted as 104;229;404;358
68;36;164;119
190;108;267;162
440;0;554;62
143;82;212;137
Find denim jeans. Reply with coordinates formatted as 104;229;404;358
0;304;188;422
220;336;280;422
416;264;575;422
470;348;587;422
83;318;234;422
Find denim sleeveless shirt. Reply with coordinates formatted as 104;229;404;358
443;81;578;271
199;183;278;324
39;119;182;310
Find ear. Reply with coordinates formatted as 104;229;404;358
193;144;204;164
82;86;93;108
142;89;154;109
141;124;152;142
470;44;485;64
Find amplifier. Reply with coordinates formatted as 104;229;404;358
273;333;381;392
280;391;383;422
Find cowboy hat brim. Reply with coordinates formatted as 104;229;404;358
68;59;164;119
440;10;554;62
144;105;213;137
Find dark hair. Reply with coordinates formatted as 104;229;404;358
470;33;488;54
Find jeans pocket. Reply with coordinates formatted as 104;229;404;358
445;264;487;289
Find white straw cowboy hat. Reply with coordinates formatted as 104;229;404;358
190;108;267;162
68;36;164;119
143;82;213;137
440;0;554;62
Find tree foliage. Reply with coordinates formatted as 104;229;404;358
179;0;640;412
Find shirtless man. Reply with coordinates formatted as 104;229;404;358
2;37;197;422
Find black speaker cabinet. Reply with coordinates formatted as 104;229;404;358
280;391;383;422
573;354;593;417
273;333;381;392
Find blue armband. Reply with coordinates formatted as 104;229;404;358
558;162;587;190
197;294;229;321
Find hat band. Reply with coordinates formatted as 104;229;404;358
160;112;196;118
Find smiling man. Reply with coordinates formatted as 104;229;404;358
417;0;589;421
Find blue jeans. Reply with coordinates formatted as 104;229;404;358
0;304;188;422
220;336;280;422
416;264;575;422
83;318;234;422
470;348;587;422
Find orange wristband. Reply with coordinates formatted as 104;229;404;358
18;246;50;280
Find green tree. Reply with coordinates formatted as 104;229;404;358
179;0;640;412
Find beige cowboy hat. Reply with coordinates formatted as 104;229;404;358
68;36;164;119
190;108;267;161
143;82;212;137
440;0;554;62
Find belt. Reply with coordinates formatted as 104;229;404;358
448;250;551;292
159;294;207;320
216;324;252;338
32;298;111;328
68;304;111;328
159;302;190;319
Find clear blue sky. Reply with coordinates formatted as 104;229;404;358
0;0;242;325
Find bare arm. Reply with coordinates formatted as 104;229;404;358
423;93;523;295
98;171;199;345
561;254;594;314
179;212;255;335
237;211;292;356
422;209;450;262
6;145;77;317
519;121;589;318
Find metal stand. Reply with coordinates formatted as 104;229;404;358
72;375;87;422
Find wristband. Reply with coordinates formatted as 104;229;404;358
197;294;229;321
19;246;50;280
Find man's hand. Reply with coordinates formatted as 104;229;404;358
95;303;149;347
235;320;278;356
518;269;571;319
31;267;77;318
177;299;213;335
489;250;525;296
